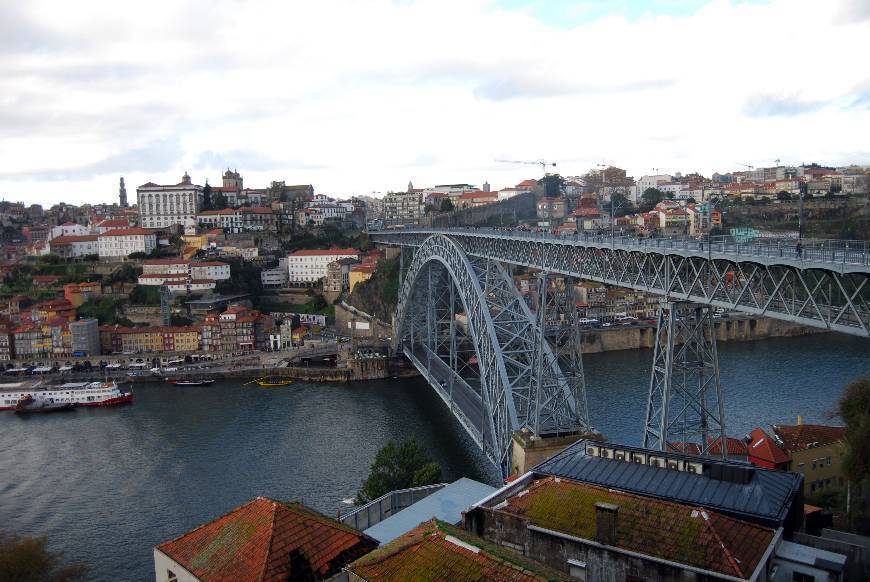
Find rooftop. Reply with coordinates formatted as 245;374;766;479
98;227;154;237
533;439;803;527
747;428;790;465
290;248;359;257
496;476;775;579
772;423;846;451
363;478;496;544
346;519;567;582
156;496;377;582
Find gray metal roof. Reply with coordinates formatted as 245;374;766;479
533;439;803;527
363;478;496;544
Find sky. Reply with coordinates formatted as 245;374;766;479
1;0;869;206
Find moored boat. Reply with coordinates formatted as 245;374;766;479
252;377;293;388
0;380;133;411
14;394;77;414
166;378;215;386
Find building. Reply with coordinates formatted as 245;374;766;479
137;173;202;229
349;262;377;293
261;258;289;288
746;427;791;471
344;519;566;581
93;218;130;234
119;176;128;207
324;257;358;295
0;328;15;361
536;197;567;223
50;222;89;240
99;325;201;354
772;420;847;498
163;279;216;294
49;234;99;258
383;191;423;227
196;207;277;233
461;438;831;581
97;228;157;258
189;262;230;281
69;318;100;356
154;496;377;582
287;248;359;285
201;305;271;352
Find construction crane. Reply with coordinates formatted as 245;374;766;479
736;162;755;170
496;159;557;175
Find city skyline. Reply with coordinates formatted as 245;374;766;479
2;0;869;206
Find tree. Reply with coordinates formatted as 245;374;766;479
640;187;665;211
0;532;88;581
440;198;454;212
684;197;697;205
201;182;213;211
839;379;870;485
537;174;565;198
355;437;443;504
127;251;148;260
777;191;792;201
610;192;633;217
213;191;229;211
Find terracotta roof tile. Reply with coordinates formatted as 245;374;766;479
747;428;790;465
347;519;566;581
156;497;377;581
499;477;775;579
772;424;845;451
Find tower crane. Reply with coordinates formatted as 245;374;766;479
736;162;755;170
495;159;557;175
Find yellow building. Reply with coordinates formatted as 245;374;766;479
772;420;847;498
349;263;377;293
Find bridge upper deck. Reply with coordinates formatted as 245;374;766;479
371;228;870;274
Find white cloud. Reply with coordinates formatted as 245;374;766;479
0;0;868;205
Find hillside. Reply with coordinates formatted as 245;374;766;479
347;257;398;322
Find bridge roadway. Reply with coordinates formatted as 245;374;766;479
372;228;870;337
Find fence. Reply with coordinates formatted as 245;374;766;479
338;483;446;531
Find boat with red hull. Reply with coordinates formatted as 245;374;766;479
0;380;133;412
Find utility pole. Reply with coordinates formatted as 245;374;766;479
798;181;807;240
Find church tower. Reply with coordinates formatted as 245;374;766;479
119;176;128;207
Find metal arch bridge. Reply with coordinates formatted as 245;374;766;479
371;228;870;477
373;228;870;336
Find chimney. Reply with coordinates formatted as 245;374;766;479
797;415;804;425
595;502;619;545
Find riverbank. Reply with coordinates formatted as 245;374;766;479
580;316;820;354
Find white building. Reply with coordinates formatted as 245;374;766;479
93;219;130;234
142;259;190;275
137;173;202;229
196;207;277;233
49;234;99;258
261;258;289;288
633;174;672;203
287;248;359;284
190;261;231;281
97;228;157;258
163;279;216;294
50;222;89;240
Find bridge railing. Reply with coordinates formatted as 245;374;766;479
373;227;870;267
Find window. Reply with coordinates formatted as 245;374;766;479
567;559;586;580
792;572;815;582
826;456;832;466
166;570;178;582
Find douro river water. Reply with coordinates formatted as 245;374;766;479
0;334;867;580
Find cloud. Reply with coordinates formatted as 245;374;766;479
0;0;868;206
742;93;827;118
194;150;325;172
0;138;182;181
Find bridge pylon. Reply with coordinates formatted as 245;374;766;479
643;300;727;458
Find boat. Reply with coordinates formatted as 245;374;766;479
251;377;293;388
166;378;215;386
14;394;77;414
0;380;133;411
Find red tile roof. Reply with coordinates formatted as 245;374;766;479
50;234;99;244
347;519;565;581
143;258;188;265
772;423;845;451
706;436;749;456
290;248;359;257
747;427;790;465
98;227;154;237
156;497;377;581
96;219;130;228
190;261;228;267
499;477;775;579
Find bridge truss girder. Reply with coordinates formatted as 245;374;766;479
381;234;870;337
395;234;589;476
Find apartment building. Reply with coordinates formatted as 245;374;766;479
287;248;359;284
97;228;157;258
196;207;277;233
99;326;201;354
201;305;271;352
383;191;423;227
49;234;99;258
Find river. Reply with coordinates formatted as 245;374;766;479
0;334;867;580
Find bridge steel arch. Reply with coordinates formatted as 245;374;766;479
395;234;589;476
375;229;870;337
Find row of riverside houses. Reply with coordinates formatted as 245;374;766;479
0;304;273;362
152;436;864;582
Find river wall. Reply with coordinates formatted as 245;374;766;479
580;317;822;354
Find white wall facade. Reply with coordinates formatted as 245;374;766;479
153;549;200;582
138;175;202;229
98;230;157;258
287;251;359;283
